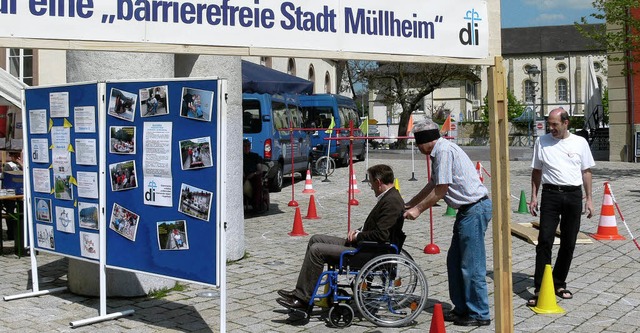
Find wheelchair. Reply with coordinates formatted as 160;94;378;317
290;240;429;328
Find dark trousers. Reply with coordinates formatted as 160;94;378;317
534;188;582;291
294;234;354;303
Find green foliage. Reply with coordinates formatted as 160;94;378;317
148;282;187;299
577;0;640;74
481;90;525;123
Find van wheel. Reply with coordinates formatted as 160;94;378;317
269;163;284;192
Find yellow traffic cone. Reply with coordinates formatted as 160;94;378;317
531;264;565;314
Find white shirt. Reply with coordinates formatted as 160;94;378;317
531;133;595;186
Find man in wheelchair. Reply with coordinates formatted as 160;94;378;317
276;164;406;312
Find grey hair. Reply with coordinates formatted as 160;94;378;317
412;117;439;134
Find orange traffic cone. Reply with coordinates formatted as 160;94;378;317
476;161;484;183
288;207;308;236
302;169;315;194
347;173;361;194
592;182;625;240
429;303;446;333
304;195;320;219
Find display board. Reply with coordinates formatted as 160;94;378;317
24;82;100;260
23;79;223;286
104;79;221;285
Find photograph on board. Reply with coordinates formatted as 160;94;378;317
139;85;169;117
109;160;138;191
109;126;136;154
179;136;213;170
36;223;55;250
53;174;73;201
55;206;75;234
178;183;213;222
80;231;99;260
35;197;52;223
107;88;137;122
109;203;139;242
78;201;99;230
180;87;214;122
157;220;189;250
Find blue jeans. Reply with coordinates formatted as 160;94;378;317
447;198;492;320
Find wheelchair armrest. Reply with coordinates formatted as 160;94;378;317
355;241;399;254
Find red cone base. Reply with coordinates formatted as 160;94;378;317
424;243;441;254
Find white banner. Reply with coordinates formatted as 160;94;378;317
0;0;489;59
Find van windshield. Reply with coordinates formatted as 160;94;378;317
242;99;262;134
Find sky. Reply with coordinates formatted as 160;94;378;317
501;0;604;28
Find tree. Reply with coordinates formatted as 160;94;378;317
578;0;640;73
481;89;525;123
360;62;478;148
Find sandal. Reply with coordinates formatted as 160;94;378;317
526;295;538;307
555;288;573;299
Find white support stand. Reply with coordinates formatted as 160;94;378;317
3;286;68;301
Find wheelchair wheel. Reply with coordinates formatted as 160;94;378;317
314;156;335;177
354;254;428;327
328;303;354;328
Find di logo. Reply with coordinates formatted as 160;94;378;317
145;180;157;202
459;8;482;46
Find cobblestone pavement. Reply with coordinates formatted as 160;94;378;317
2;149;640;332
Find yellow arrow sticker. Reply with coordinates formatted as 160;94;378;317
68;144;75;153
48;118;53;132
63;118;73;128
69;176;77;186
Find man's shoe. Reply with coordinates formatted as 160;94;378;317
453;316;491;326
443;310;463;322
276;296;309;310
277;289;296;298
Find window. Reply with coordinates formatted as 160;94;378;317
557;62;567;73
324;72;331;93
594;61;601;72
597;77;603;91
557;78;568;102
524;80;535;103
308;65;315;86
6;48;33;85
287;58;296;76
260;57;272;68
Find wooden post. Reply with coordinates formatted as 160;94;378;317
488;56;514;331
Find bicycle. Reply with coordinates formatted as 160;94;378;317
313;155;335;177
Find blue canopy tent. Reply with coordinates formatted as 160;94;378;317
241;60;313;95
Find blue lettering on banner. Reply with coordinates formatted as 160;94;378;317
29;0;93;18
459;8;481;46
115;0;275;28
279;2;336;32
0;0;17;14
344;7;438;39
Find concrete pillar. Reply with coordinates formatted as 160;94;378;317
174;55;245;261
66;51;176;296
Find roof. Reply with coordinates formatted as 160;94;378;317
0;68;27;107
501;24;605;56
241;60;313;95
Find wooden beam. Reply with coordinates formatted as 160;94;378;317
488;56;514;331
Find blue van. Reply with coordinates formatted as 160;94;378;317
242;93;311;192
299;94;366;166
